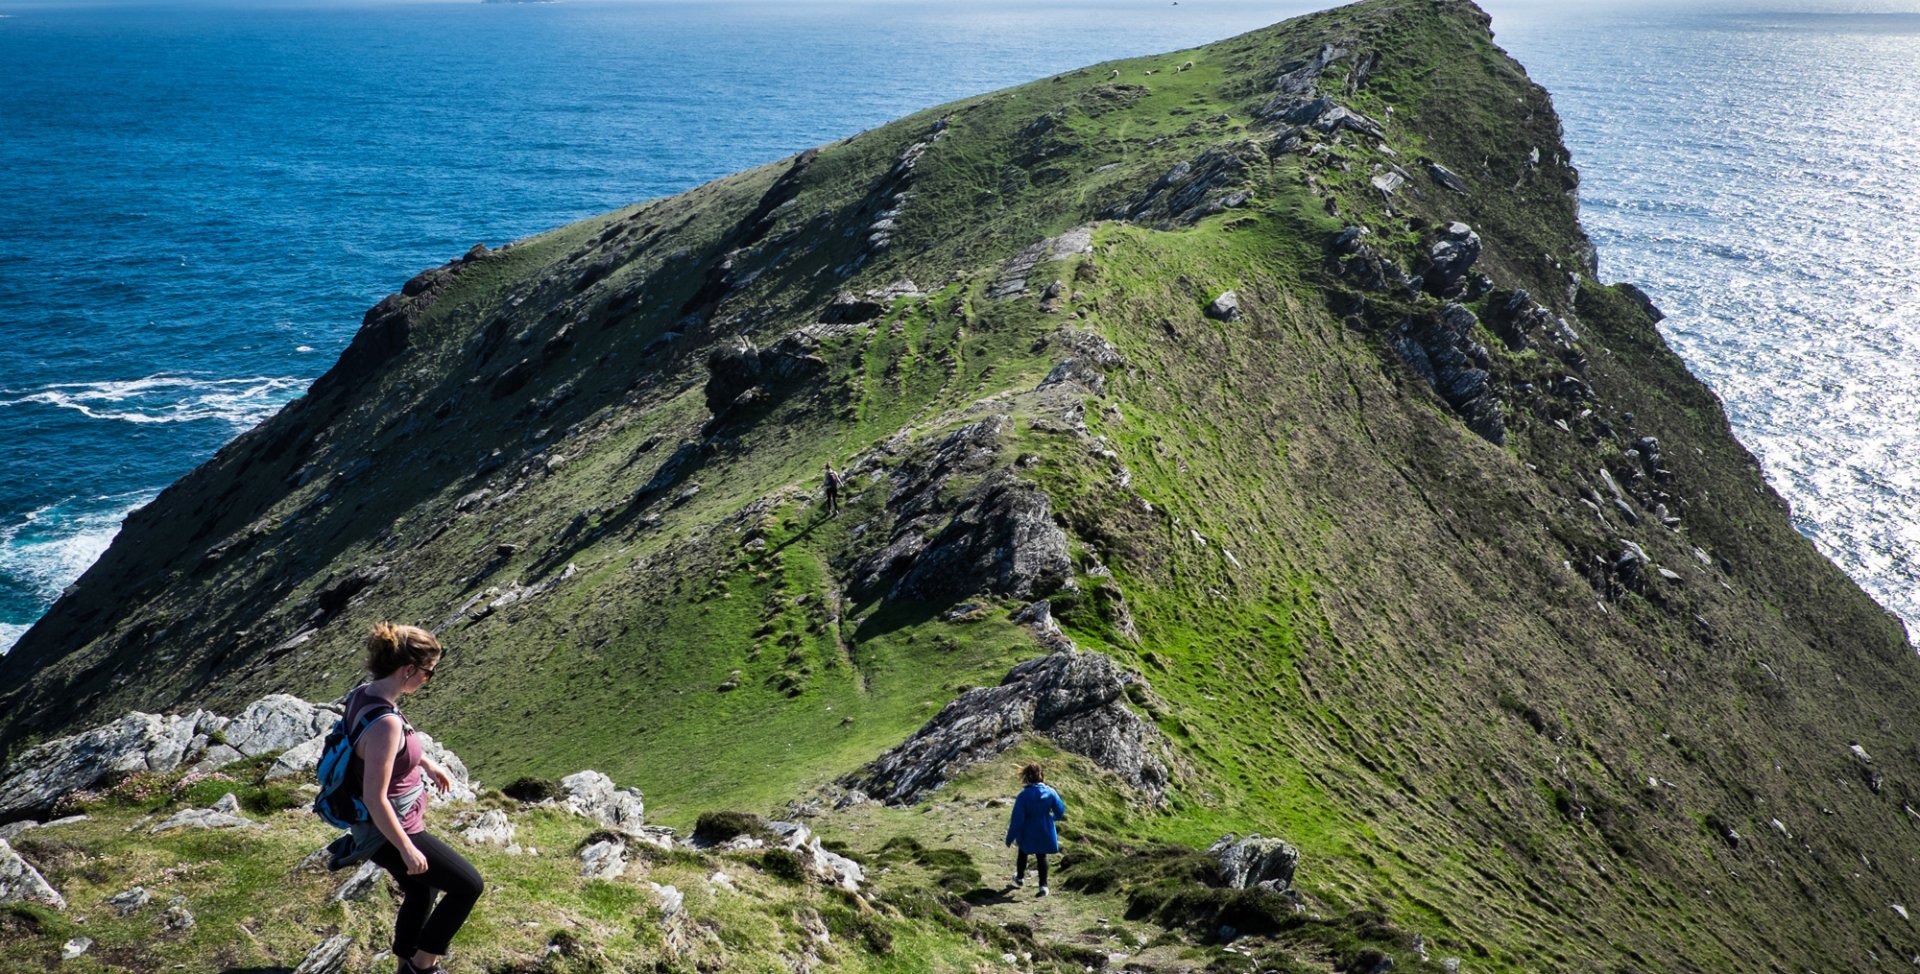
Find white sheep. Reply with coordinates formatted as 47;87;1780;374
1179;60;1194;72
1107;69;1120;80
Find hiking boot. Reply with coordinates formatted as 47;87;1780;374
1011;874;1025;888
1037;886;1050;898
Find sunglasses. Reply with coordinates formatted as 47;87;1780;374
418;662;438;680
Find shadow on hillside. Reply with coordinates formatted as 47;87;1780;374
963;885;1020;907
851;597;948;643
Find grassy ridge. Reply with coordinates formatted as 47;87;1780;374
5;2;1919;971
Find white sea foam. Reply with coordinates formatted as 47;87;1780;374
0;493;150;655
0;373;304;431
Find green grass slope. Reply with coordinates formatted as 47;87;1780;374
5;1;1920;971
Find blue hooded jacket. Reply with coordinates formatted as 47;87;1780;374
1005;782;1067;854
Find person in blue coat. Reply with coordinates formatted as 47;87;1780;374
1005;762;1067;896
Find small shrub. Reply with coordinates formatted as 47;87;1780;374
824;905;893;954
760;848;809;884
502;776;560;802
693;810;769;845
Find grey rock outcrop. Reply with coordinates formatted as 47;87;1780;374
1116;143;1262;226
291;934;353;974
891;475;1072;602
1330;226;1415;296
852;417;1072;605
219;694;338;759
850;650;1173;804
1391;303;1505;445
0;693;475;824
0;709;223;821
1421;222;1482;297
0;837;65;909
560;770;647;835
703;332;827;416
0;813;85;844
1208;833;1301;891
990;227;1095;299
767;822;865;891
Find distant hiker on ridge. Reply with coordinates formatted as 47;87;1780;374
345;624;484;974
1005;763;1067;897
822;461;842;518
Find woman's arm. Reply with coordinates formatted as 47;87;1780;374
420;755;453;794
359;717;428;874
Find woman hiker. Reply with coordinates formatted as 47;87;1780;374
1005;762;1067;897
349;623;484;974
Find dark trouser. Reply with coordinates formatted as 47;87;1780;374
371;831;484;957
1016;851;1049;887
826;487;838;516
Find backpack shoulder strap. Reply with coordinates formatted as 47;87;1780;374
346;704;398;747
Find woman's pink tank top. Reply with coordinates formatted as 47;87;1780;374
346;686;427;834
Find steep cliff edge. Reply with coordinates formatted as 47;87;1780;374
4;1;1918;970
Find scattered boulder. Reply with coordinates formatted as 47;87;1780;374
107;885;151;916
560;770;647;835
332;861;383;903
850;650;1174;804
211;792;241;815
1424;161;1469;193
150;807;264;834
458;809;519;850
1208;833;1301;891
580;839;628;881
0;814;86;844
651;882;685;919
0;837;66;909
1204;291;1241;322
61;937;92;961
291;933;353;974
161;895;195;932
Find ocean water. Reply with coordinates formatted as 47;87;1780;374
1493;3;1920;643
0;0;1915;653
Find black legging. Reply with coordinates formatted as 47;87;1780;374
371;832;484;957
1016;851;1049;887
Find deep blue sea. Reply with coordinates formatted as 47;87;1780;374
1;0;1916;652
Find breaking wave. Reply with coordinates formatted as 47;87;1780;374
0;492;148;656
0;373;304;431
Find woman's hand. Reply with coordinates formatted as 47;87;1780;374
424;760;453;794
401;842;429;876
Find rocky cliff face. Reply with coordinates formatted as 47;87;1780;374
3;1;1918;971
